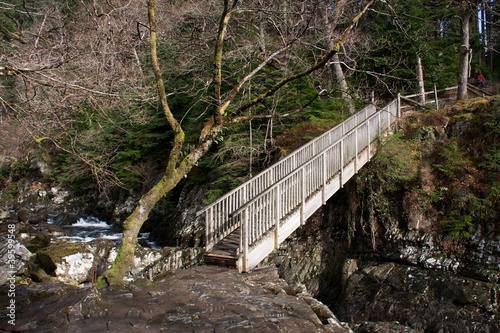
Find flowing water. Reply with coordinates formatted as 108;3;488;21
47;216;160;248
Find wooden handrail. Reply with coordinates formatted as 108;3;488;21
197;103;380;252
229;101;397;218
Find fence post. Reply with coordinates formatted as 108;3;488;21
434;83;439;110
378;112;381;133
367;120;371;161
397;93;401;118
205;209;211;252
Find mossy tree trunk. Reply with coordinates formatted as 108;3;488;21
100;0;376;286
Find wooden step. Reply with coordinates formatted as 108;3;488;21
203;253;239;268
203;228;240;268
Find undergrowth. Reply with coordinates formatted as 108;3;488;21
360;96;500;240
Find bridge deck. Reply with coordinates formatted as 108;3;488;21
203;229;240;267
200;99;402;272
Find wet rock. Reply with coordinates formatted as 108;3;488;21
41;224;67;237
131;246;203;280
50;186;71;205
17;224;54;253
2;266;350;332
0;236;33;285
111;195;138;223
52;212;78;226
36;242;94;285
0;281;108;332
336;262;500;332
0;207;10;220
353;321;422;333
17;208;31;223
87;239;115;277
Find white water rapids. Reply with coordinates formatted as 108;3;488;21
48;216;159;248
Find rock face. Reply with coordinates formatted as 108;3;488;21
0;236;33;285
263;178;500;332
142;183;209;247
338;262;500;332
0;266;352;332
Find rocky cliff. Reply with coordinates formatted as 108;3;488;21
263;97;500;332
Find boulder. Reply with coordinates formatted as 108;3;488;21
126;245;204;280
16;207;48;225
52;212;78;226
0;236;33;285
36;242;94;285
0;207;10;220
17;224;54;253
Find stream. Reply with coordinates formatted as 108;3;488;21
47;216;160;248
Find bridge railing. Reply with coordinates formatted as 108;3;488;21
229;99;398;267
198;99;398;253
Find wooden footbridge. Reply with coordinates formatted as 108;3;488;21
197;98;400;272
196;84;494;272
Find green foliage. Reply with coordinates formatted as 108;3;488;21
0;157;30;201
363;0;463;92
426;186;448;204
372;132;419;192
203;175;238;204
52;101;174;190
276;122;328;154
442;210;473;238
432;139;469;180
361;97;500;238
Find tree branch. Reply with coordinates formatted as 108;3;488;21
148;0;184;174
229;91;319;123
229;0;375;117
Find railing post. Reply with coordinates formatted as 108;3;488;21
397;93;401;118
354;129;358;173
242;208;248;272
205;209;211;252
274;186;280;248
322;152;326;205
340;139;344;188
301;168;305;225
367;120;371;161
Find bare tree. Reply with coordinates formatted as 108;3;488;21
99;0;376;286
1;1;155;190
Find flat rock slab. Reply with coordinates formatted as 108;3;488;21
1;266;348;332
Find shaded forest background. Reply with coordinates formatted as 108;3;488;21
1;0;499;233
